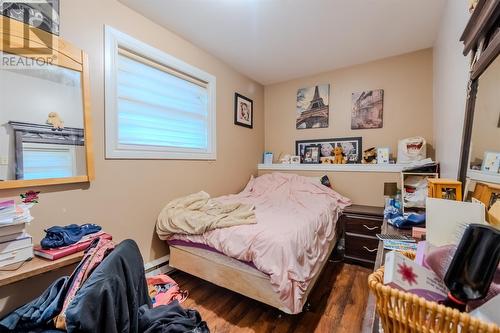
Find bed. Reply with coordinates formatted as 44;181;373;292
163;173;351;314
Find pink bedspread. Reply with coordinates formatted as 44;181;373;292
168;173;351;313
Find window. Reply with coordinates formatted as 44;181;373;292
22;143;77;180
104;26;216;159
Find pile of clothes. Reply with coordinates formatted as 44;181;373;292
0;238;209;333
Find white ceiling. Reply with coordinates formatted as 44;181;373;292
118;0;447;85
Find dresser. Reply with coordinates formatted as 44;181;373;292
341;204;384;268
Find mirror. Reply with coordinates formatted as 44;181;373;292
0;16;93;189
468;55;500;177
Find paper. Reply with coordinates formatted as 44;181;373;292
426;198;486;246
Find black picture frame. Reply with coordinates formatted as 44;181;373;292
302;145;321;164
234;93;253;129
296;137;363;164
1;0;60;35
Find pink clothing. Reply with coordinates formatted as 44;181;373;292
147;274;187;307
169;173;351;313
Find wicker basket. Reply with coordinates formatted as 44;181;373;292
368;252;500;333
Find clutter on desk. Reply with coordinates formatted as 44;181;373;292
34;231;112;260
412;226;426;240
40;223;102;249
428;178;463;201
426;198;485;246
383;224;500;315
384;251;448;302
383;240;418;252
442;224;500;311
0;192;39;269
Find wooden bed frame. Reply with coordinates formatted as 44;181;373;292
168;221;342;314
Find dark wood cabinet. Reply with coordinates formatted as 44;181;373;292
341;204;384;268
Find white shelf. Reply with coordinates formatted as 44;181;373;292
257;163;405;173
467;169;500;185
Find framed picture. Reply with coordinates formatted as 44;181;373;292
302;145;321;164
1;0;60;35
290;155;301;164
377;147;390;164
234;93;253;128
351;89;384;129
296;137;362;164
296;84;330;129
481;151;500;173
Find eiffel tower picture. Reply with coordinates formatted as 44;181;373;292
296;84;329;129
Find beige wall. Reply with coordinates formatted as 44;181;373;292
0;0;264;262
265;49;434;159
471;56;500;162
432;0;469;178
263;49;433;205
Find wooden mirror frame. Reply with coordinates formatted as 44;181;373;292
458;0;500;184
0;16;94;189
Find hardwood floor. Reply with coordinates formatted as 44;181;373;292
171;260;371;333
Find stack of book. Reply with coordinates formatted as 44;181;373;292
0;200;35;268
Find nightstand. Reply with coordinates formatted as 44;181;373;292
341;204;384;268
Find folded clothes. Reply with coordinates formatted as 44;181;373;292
41;224;102;249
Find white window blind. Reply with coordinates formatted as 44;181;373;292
22;145;76;180
105;26;216;159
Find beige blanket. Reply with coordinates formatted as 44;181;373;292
156;191;256;239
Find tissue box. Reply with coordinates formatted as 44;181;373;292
384;251;448;302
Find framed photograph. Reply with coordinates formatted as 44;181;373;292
351;89;384;129
302;145;321;164
234;93;253;128
377;147;390;164
290;155;301;164
296;84;329;129
481;151;500;173
296;137;362;164
1;0;60;35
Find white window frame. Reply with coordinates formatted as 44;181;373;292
104;25;217;160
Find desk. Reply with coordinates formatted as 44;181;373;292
361;220;413;333
0;252;83;287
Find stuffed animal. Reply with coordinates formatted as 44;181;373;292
362;147;377;164
333;146;347;164
46;112;64;130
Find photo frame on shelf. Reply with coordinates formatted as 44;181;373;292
481;151;500;173
296;137;362;163
302;145;321;164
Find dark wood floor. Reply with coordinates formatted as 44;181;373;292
171;260;371;333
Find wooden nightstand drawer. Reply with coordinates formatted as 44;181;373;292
343;215;383;236
344;235;379;261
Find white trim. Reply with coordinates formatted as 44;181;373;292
257;163;405;173
467;169;500;185
144;254;170;271
104;25;217;160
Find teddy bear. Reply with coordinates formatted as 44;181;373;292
333;146;347;164
362;147;377;164
46;112;64;130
